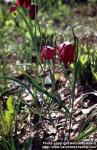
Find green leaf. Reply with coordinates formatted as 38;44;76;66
24;74;70;114
0;76;69;114
0;76;44;116
7;95;14;114
0;95;15;137
75;124;97;141
0;76;35;100
24;137;32;150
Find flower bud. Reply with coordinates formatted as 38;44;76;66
28;3;38;19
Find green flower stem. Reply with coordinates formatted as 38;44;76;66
69;27;79;139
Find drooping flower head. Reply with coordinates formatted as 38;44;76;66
41;46;55;62
16;0;31;8
10;5;16;13
28;3;38;19
16;0;23;7
57;42;75;65
23;0;31;8
10;1;38;20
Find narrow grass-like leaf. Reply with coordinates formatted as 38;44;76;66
24;73;70;114
75;124;97;141
0;76;44;116
24;137;32;150
1;76;35;99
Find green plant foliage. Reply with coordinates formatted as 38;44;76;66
75;124;97;141
78;55;89;76
0;95;15;138
88;0;97;3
